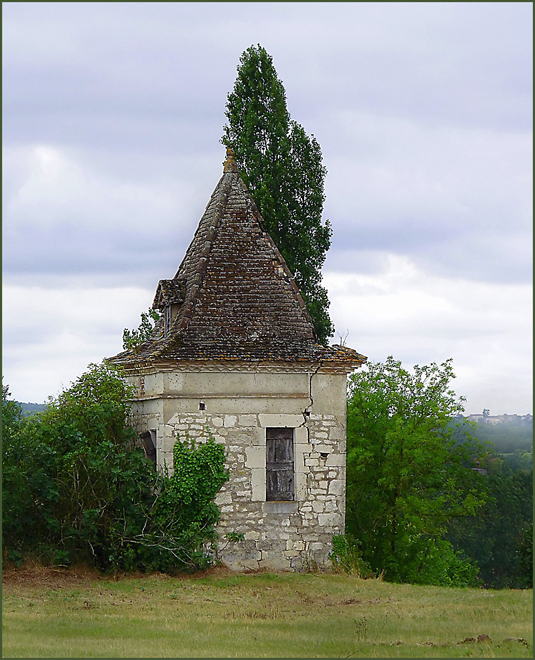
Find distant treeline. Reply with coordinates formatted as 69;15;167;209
458;414;533;471
470;416;532;452
16;402;47;417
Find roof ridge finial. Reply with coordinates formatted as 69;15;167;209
223;146;238;173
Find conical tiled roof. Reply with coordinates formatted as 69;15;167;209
109;149;366;370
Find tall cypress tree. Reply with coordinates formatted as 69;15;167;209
222;44;334;344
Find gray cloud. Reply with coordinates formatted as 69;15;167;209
2;2;532;411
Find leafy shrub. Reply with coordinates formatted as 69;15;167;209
2;364;228;573
329;535;373;577
396;537;481;588
2;382;60;559
447;466;533;588
116;436;229;573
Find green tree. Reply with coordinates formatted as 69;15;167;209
2;381;22;442
346;357;488;586
2;382;59;563
518;520;533;588
222;44;334;344
122;307;160;351
447;464;533;588
2;364;228;572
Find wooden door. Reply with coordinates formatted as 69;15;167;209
266;427;294;501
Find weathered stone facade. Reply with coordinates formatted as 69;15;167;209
123;363;351;570
109;148;366;571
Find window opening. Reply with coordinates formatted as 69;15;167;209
266;427;294;501
141;430;157;466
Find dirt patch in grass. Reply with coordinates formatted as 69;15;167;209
3;563;103;589
2;561;240;591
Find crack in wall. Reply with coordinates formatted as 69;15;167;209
301;360;325;444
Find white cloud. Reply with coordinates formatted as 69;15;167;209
2;144;224;284
324;254;532;413
3;144;190;231
2;284;154;402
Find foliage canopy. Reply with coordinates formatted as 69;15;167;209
345;357;489;586
447;461;533;588
2;363;228;572
122;307;160;351
222;44;334;344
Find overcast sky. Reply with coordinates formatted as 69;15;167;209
3;2;532;414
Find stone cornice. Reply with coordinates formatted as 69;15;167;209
118;359;358;377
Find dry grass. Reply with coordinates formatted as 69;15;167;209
2;564;532;657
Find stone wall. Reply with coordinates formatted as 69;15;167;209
126;363;348;571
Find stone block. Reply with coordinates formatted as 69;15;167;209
328;433;344;446
326;453;346;467
245;446;265;469
238;414;257;427
224;415;237;427
262;501;299;514
294;473;308;501
259;413;303;428
251;468;265;501
251;427;266;446
328;479;345;496
318;512;343;528
294;427;308;445
215;491;233;505
244;531;260;541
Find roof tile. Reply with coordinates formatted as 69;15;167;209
109;152;366;371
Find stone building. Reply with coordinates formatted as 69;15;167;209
109;148;366;571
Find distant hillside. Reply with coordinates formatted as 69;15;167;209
465;413;533;425
461;413;533;470
16;402;48;417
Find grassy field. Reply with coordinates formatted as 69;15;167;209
2;565;532;658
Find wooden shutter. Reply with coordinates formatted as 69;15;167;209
266;428;294;501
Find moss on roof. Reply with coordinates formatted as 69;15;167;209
109;153;366;371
